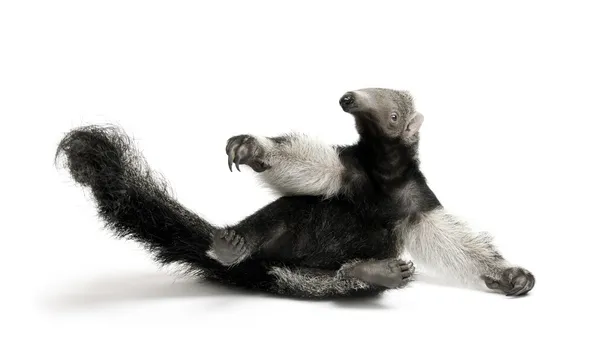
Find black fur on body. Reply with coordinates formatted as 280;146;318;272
56;88;534;298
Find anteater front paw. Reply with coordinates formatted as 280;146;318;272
209;229;251;266
483;267;535;296
226;135;269;172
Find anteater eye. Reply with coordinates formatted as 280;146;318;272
391;113;398;121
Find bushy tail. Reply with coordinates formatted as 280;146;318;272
55;125;226;277
55;125;387;299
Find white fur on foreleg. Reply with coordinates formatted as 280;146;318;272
256;133;345;198
400;208;509;287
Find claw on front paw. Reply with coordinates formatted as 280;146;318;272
225;135;269;172
483;267;535;296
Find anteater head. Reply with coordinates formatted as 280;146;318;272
339;88;423;143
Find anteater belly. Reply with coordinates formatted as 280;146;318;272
256;196;398;269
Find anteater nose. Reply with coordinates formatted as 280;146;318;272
339;92;355;108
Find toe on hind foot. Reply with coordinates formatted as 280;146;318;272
208;229;251;266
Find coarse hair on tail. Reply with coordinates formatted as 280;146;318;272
55;124;221;275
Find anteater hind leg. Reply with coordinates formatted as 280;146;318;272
268;258;415;298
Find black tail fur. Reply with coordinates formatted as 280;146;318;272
55;125;226;276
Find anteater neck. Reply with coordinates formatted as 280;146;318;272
356;132;421;194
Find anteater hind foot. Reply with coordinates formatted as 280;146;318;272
208;229;252;266
343;259;415;288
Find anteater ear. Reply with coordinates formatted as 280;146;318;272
405;112;424;138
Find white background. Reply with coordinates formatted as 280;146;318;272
1;0;598;346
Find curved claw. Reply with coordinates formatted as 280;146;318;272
225;134;267;173
507;275;535;296
505;287;521;296
228;149;234;172
235;156;241;172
